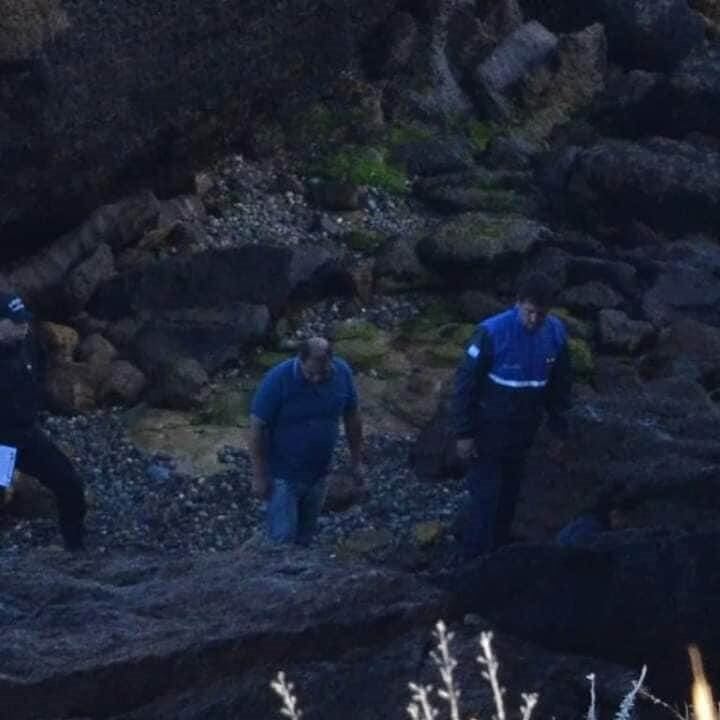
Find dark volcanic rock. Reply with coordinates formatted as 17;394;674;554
450;530;720;700
593;55;720;141
519;0;704;71
564;138;720;234
131;304;271;376
0;545;653;720
473;21;559;121
390;137;474;177
0;0;395;256
7;193;159;311
90;245;355;319
417;213;553;280
600;0;705;72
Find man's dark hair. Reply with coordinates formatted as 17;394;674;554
298;337;333;361
516;272;556;307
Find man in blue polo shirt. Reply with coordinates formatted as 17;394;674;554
452;273;573;559
249;336;364;545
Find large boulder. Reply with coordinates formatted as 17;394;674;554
473;21;559;121
639;316;720;385
593;56;720;141
62;242;115;313
130;304;271;376
449;530;720;700
0;546;643;720
373;235;443;293
148;357;211;410
471;21;606;142
598;309;656;353
600;0;705;72
416;213;554;280
519;0;704;71
413;169;536;215
44;360;97;413
100;359;147;405
90;245;354;319
7;193;159;311
643;265;720;326
0;0;396;255
563;138;720;234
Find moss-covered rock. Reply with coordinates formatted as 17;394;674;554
568;337;595;383
315;145;408;194
334;318;382;342
424;323;476;367
387;123;434;147
396;302;462;343
417;212;552;271
333;319;389;371
551;307;593;340
345;229;386;253
336;528;394;558
334;338;388;371
193;389;253;427
413;520;445;547
255;350;293;371
465;120;496;152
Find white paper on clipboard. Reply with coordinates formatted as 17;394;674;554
0;445;17;488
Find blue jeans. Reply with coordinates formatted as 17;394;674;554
462;455;526;559
266;477;327;545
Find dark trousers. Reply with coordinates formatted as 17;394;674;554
462;454;526;559
13;428;86;546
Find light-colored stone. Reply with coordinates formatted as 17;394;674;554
101;360;147;405
45;360;96;413
37;322;80;362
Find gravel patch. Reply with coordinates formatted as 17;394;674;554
0;413;465;562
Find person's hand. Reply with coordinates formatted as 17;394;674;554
251;471;271;499
456;438;477;462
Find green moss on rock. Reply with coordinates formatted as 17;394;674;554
345;229;386;253
568;338;594;383
425;323;476;366
465;120;496;152
316;145;408;194
333;319;388;370
255;351;293;371
194;390;252;427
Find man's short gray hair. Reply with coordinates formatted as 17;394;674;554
298;336;333;360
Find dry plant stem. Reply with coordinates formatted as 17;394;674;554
408;683;438;720
639;687;689;720
432;621;462;720
271;671;303;720
614;665;648;720
478;631;506;720
520;692;538;720
587;673;597;720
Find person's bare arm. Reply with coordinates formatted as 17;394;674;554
248;414;271;498
343;408;365;486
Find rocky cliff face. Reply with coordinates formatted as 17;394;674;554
0;0;395;258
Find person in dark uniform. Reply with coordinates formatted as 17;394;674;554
452;273;573;559
0;292;86;550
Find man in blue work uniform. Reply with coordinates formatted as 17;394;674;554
249;337;364;545
452;273;573;558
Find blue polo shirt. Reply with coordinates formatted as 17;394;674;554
251;357;358;484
